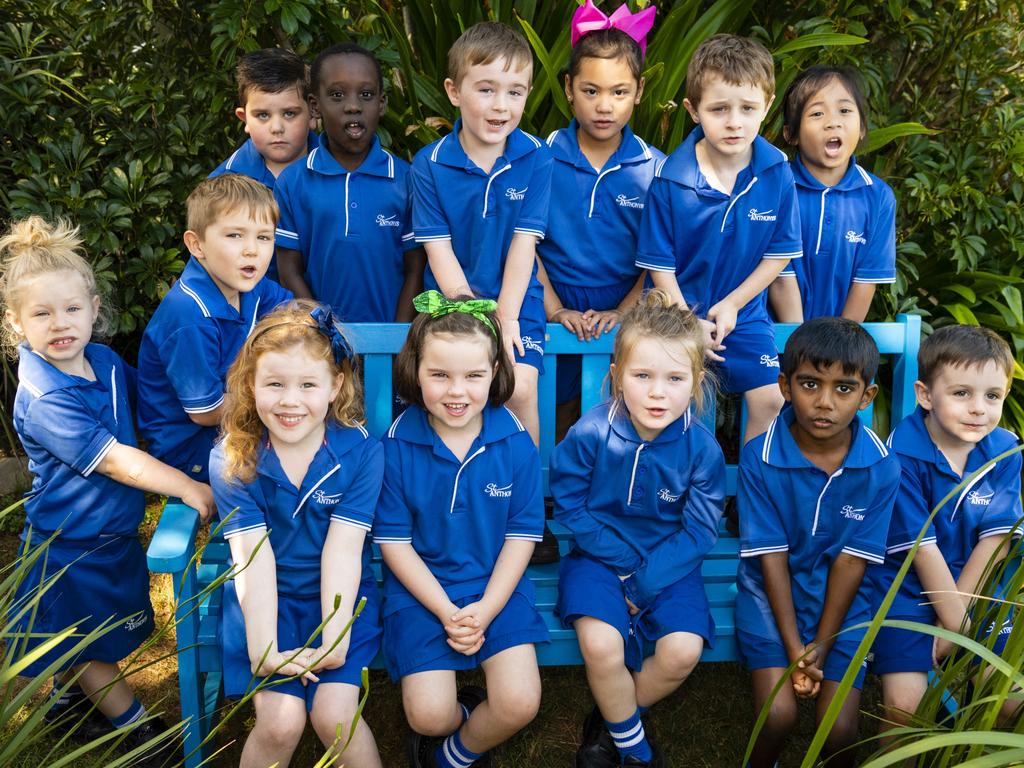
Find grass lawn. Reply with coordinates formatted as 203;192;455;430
2;502;885;767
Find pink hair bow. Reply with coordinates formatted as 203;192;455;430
570;0;657;54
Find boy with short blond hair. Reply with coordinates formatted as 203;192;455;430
137;175;292;481
411;21;552;444
210;48;318;187
870;324;1022;728
637;34;802;444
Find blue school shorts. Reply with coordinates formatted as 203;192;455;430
872;615;1015;675
220;576;382;709
713;318;781;394
515;291;547;374
736;629;868;689
10;532;154;677
556;551;714;671
549;277;635;404
382;588;549;680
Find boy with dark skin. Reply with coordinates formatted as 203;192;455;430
735;317;900;768
275;44;425;322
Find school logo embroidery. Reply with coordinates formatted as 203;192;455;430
485;482;513;498
616;194;644;209
505;187;527;201
658;488;681;502
760;354;780;368
845;230;867;245
967;490;993;506
313;490;343;505
521;336;544;354
840;505;866;521
124;615;148;631
748;209;777;222
376;214;401;227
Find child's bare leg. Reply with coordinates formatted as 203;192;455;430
402;669;461;737
311;682;382;768
976;665;1022;726
632;631;702;709
75;661;135;719
575;617;637;721
461;644;541;753
509;364;540;445
240;690;307;768
744;384;785;444
879;671;928;740
816;680;862;768
747;667;798;768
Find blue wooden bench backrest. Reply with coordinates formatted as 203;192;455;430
148;315;921;768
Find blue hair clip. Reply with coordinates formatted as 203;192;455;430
310;306;354;364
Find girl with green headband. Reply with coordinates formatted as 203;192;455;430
374;290;549;768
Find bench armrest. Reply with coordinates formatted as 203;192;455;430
146;501;201;574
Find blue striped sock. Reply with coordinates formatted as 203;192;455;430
108;698;146;728
434;728;483;768
605;709;652;762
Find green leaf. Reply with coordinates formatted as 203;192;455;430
946;303;979;325
1001;285;1023;324
864;122;940;154
773;32;868;56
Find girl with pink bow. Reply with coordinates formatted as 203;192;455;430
536;0;663;439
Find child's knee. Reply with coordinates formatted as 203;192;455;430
654;633;702;680
760;697;798;740
404;695;457;737
577;624;626;672
311;704;359;744
489;682;541;730
823;712;859;755
256;706;307;748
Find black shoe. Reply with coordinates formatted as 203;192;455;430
621;737;666;768
529;521;561;565
574;706;618;768
43;685;115;741
120;716;180;768
409;731;441;768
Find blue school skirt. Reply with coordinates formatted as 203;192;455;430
220;574;382;710
9;530;154;677
556;550;714;671
382;586;549;680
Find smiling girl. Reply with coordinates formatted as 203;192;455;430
211;300;384;768
374;290;548;768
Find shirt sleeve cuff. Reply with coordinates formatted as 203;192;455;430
275;228;300;249
739;543;789;558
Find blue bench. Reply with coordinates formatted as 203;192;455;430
147;315;921;767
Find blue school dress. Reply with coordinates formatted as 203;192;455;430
209;422;384;707
373;404;549;679
10;343;153;675
551;399;725;669
779;155;896;318
540;122;664;402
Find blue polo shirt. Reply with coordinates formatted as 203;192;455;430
137;257;292;480
551;399;725;609
209;422;382;597
372;404;544;616
778;155;896;318
869;407;1022;621
735;407;900;642
411;121;552;301
209;132;320;189
14;343;144;541
274;137;417;322
538;121;665;288
636;127;802;324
